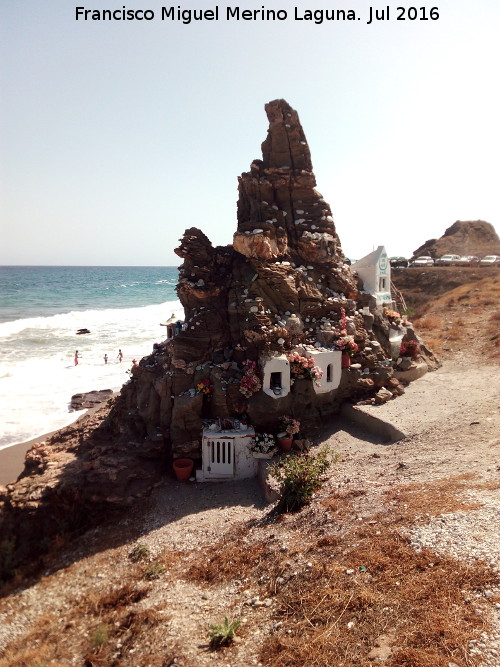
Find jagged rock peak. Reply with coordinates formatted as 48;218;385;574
261;99;313;172
234;99;343;265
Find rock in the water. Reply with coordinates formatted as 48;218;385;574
70;389;114;410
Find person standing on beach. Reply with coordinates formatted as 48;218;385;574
117;349;123;362
74;351;80;366
104;354;108;364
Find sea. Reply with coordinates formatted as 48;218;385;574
0;266;183;450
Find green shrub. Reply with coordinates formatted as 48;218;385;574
208;616;241;650
128;543;150;562
143;561;165;580
270;447;334;513
91;623;109;648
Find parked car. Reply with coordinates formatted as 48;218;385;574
456;256;479;266
410;256;434;266
389;256;409;268
435;254;461;266
479;255;500;266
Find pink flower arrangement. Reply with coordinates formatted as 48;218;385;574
239;359;262;398
280;415;301;436
400;340;419;358
335;335;358;357
385;309;401;321
287;352;323;381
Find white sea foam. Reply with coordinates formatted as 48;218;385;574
0;299;183;449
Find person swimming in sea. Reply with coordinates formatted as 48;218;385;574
74;351;80;366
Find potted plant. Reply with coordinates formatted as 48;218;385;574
399;339;419;359
384;308;401;325
278;416;300;451
173;458;194;482
286;352;323;385
249;433;277;459
335;335;358;368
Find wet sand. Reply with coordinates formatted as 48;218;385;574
0;412;89;486
0;396;117;486
0;435;53;486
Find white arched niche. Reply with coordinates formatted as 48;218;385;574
261;354;291;399
308;349;342;393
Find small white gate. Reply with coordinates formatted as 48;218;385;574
204;437;234;477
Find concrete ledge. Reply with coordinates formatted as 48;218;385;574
340;403;406;443
394;361;428;383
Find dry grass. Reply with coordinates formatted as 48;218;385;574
406;274;500;359
1;473;498;666
257;475;498;666
185;530;270;584
379;474;483;524
414;314;441;330
0;579;174;667
422;337;443;354
259;527;497;667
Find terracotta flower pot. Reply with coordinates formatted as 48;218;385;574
341;353;351;368
277;436;293;451
173;458;193;482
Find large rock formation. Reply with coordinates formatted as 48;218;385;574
412;220;500;259
105;99;434;459
0;101;439;579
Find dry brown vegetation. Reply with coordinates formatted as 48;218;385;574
1;478;498;667
259;530;495;667
392;269;500;360
0;576;176;667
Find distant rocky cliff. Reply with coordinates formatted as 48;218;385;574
413;220;500;259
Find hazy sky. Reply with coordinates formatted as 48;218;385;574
1;0;499;266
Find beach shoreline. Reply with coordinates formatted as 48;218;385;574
0;408;96;487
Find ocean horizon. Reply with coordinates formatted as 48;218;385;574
0;265;183;449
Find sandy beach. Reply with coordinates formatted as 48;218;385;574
0;413;88;487
0;441;36;487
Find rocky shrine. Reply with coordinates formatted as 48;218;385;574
0;100;440;572
108;99;437;467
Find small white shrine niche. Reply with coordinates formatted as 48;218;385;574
308;349;342;393
261;354;291;399
160;313;182;340
196;427;256;481
352;246;392;306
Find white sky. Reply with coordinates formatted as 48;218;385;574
1;0;499;266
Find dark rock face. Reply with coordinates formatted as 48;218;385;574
105;99;424;460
